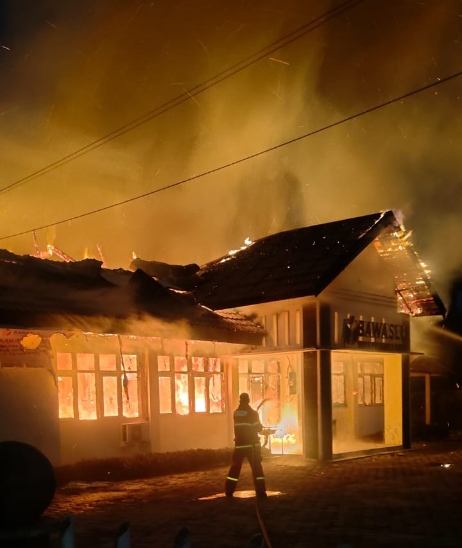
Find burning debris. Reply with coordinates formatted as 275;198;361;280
374;227;445;316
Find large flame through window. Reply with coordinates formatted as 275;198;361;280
238;357;302;455
57;352;140;420
158;355;225;415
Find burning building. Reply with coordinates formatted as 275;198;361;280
0;249;264;466
0;210;446;465
135;210;446;460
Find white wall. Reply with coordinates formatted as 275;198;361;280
156;413;231;452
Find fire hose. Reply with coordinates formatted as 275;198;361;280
254;399;275;548
255;499;273;548
252;438;273;548
256;398;271;412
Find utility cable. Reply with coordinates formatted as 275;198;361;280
0;68;459;243
0;0;365;196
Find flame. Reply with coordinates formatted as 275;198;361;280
174;374;190;415
227;237;254;256
219;237;254;263
267;401;302;454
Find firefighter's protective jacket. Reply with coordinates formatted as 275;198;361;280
233;403;263;446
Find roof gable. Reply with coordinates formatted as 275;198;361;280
192;210;401;309
119;210;445;318
191;210;444;316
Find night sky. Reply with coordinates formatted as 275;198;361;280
1;0;461;302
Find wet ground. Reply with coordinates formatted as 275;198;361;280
44;439;462;548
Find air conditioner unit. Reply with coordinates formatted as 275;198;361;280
121;422;150;444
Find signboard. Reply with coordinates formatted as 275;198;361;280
342;316;409;351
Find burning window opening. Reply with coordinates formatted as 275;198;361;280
57;352;140;420
157;355;224;415
238;358;303;455
270;404;302;454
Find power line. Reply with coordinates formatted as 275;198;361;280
1;68;460;243
0;0;365;196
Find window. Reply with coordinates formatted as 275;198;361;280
332;361;346;405
238;359;281;426
157;355;225;415
57;352;141;420
56;353;74;418
174;356;189;415
357;361;384;406
76;353;96;420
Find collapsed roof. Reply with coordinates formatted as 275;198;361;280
0;249;264;344
133;210;445;316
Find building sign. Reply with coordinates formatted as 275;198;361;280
342;316;409;351
0;329;52;367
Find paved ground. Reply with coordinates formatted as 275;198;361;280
44;439;462;548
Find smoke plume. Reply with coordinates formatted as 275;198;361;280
1;0;461;303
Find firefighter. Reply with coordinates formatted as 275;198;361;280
225;392;267;498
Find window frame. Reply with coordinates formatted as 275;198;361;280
331;361;346;407
157;355;225;415
56;351;142;420
357;361;384;406
238;358;282;425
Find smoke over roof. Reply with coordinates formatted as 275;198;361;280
1;0;461;304
0;249;264;343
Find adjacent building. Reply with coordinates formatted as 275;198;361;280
0;250;263;466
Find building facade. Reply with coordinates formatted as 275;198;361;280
0;211;446;465
226;245;410;461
